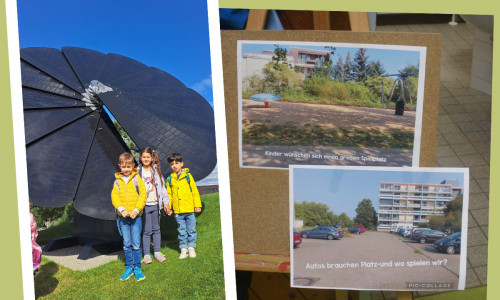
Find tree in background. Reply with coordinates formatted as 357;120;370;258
354;198;378;230
366;60;386;78
353;48;369;82
272;44;288;70
333;56;346;82
337;212;353;228
443;194;463;233
344;52;355;82
295;201;335;227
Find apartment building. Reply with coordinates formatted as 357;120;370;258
377;180;463;231
241;47;330;80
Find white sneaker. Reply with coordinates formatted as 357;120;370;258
179;248;188;259
188;247;196;258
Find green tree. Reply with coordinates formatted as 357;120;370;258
295;201;335;227
443;194;463;232
353;48;369;82
403;64;419;75
333;56;346;82
344;52;355;82
366;60;385;78
261;61;303;94
426;215;446;230
272;45;288;70
338;212;353;228
354;198;377;230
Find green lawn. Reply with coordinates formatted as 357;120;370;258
34;193;225;299
243;122;414;149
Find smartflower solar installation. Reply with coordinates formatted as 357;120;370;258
21;47;217;221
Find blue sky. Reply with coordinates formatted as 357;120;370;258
293;168;465;219
17;0;214;105
241;43;421;76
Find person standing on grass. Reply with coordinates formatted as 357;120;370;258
111;152;147;281
137;147;171;264
166;153;201;259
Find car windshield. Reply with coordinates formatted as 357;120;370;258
448;232;460;239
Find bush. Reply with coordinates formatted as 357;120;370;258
344;82;373;104
31;203;74;228
303;77;350;101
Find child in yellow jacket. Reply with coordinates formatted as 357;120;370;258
111;152;147;281
166;153;201;259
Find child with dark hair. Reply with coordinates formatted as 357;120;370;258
166;153;201;259
137;147;170;264
111;152;147;281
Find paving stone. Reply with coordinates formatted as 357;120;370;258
470;208;489;226
467;245;488;267
467;226;488;247
468;193;489;210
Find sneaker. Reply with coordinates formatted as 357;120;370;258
188;247;196;258
179;248;188;259
154;252;166;262
142;254;152;264
134;267;145;281
120;266;134;281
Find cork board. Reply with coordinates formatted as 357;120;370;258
221;30;441;255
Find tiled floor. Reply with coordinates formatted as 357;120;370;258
373;21;491;299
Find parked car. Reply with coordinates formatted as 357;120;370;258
354;225;367;232
333;228;344;238
348;227;363;234
434;232;461;254
300;226;341;240
411;230;447;244
293;228;302;248
409;228;431;239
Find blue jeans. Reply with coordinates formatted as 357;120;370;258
174;213;197;249
119;215;142;268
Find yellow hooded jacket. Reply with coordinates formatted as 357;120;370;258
166;168;201;214
111;168;147;216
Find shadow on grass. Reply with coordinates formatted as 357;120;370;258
34;261;59;299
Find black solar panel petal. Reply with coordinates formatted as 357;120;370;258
26;112;99;207
22;89;86;110
24;107;93;144
99;90;216;180
73;111;129;220
108;67;184;89
21;48;84;93
21;61;81;99
22;46;217;220
62;47;107;87
95;53;148;84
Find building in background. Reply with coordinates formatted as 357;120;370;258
377;180;463;231
241;47;330;80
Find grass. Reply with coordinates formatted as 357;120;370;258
414;249;423;255
242;121;414;149
34;193;224;299
37;222;73;245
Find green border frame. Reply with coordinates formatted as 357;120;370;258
3;0;496;298
1;0;23;298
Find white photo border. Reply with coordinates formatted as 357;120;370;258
237;40;427;170
289;165;468;291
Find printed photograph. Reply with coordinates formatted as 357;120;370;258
16;0;225;298
290;166;468;290
238;41;426;169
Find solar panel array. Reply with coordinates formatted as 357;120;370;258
21;47;217;220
